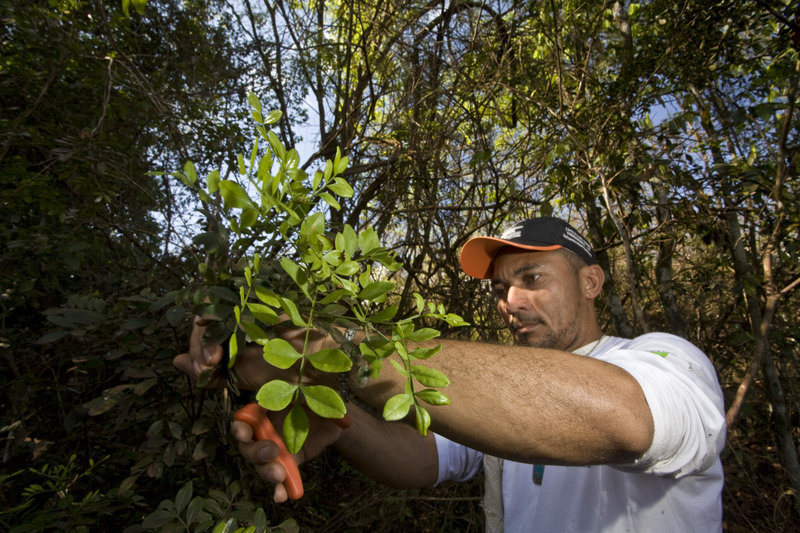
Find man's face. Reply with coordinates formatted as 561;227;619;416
490;249;589;351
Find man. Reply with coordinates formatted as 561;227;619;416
175;217;726;532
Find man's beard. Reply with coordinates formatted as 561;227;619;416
510;311;575;350
515;328;560;349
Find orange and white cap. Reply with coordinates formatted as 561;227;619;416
459;217;598;279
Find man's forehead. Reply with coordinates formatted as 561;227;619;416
491;249;563;277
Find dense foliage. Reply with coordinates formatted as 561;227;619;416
1;0;797;531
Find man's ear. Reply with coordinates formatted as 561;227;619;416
580;264;605;299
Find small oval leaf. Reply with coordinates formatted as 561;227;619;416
302;385;346;419
261;338;302;369
255;380;297;411
382;393;413;421
306;348;353;373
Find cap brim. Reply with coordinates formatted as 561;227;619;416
459;237;562;279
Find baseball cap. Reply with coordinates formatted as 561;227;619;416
459;217;598;279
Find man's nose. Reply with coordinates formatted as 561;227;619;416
505;285;529;312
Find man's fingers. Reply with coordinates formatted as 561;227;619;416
272;483;289;503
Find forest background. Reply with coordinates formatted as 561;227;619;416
1;0;798;531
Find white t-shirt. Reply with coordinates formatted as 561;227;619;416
434;333;726;533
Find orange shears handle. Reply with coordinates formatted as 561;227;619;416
233;403;351;500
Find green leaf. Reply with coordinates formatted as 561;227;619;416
408;345;442;360
322;249;344;266
327;177;354;198
186;496;205;525
175;481;193;515
367;304;399;323
247;302;280;325
228;334;238;366
413;293;425;314
184;161;197;184
240;207;258;228
264;110;282;125
358;226;381;254
415;389;450;406
283;403;309;454
358;281;394;301
285;149;300;170
255;380;297;411
247;92;262;114
319;288;354;304
333;147;349;175
406;328;440;342
132;0;147;15
306;348;352;373
219;181;255;210
411;365;449;387
301;211;325;239
207;169;220;194
318;192;341;210
444;313;469;327
382;393;413;421
415;405;431;435
240;321;269;343
281;257;311;299
334;261;360;276
359;338;396;359
267;131;286;161
302;385;347;419
280;297;306;327
312;170;323;190
255;285;281;307
261;338;302;369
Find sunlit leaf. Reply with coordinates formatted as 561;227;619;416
247;302;280;325
411;365;449;387
415;405;431;435
255;380;297;411
359;281;394;301
327;177;353;198
207;169;220;194
260;338;302;369
358;226;380;254
219;181;255;210
279;297;306;327
334;261;360;276
415;389;450;406
367;305;399;323
406;327;440;342
283;403;309;454
382;393;413;421
239;321;269;343
408;345;442;360
263;110;282;125
280;257;310;299
306;348;352;373
302;385;346;419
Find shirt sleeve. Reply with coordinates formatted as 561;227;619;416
433;432;484;484
599;333;727;478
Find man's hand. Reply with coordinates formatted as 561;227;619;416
232;408;345;503
173;316;227;387
173;316;274;390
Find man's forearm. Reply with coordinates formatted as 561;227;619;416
347;336;654;466
333;402;438;489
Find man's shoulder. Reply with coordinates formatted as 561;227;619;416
608;332;705;357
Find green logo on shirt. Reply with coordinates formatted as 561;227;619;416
649;350;669;358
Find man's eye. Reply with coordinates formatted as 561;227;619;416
522;275;540;287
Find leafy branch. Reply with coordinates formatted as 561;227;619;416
168;93;466;452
